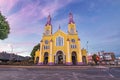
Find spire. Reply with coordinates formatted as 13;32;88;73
69;12;74;24
46;14;51;26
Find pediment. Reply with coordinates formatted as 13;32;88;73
53;30;67;37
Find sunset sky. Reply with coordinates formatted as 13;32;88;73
0;0;120;56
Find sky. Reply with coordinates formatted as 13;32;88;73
0;0;120;57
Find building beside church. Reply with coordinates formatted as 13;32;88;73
34;13;87;65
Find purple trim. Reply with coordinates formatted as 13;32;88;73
37;62;43;65
66;62;72;65
45;15;51;26
69;20;75;24
77;62;84;65
45;23;51;26
69;12;75;24
48;62;54;65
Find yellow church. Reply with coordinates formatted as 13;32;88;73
34;13;87;65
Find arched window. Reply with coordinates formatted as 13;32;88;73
45;30;50;35
56;36;64;46
44;46;49;50
70;28;74;33
71;44;77;48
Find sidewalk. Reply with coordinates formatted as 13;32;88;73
0;65;120;70
0;65;94;69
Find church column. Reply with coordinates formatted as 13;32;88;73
38;40;43;65
77;38;83;65
66;38;72;65
48;39;54;65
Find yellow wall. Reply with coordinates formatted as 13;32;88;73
81;48;88;63
34;49;40;63
34;19;87;65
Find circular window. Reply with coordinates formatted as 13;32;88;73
45;40;49;44
71;39;75;43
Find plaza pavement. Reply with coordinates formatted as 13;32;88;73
0;65;120;80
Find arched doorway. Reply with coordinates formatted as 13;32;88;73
82;56;87;64
35;57;39;64
55;51;65;64
44;52;48;64
72;51;77;65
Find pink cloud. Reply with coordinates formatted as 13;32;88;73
6;0;75;36
13;42;37;47
0;0;75;56
0;0;19;14
11;26;42;36
7;0;74;23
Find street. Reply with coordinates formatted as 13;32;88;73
0;65;120;80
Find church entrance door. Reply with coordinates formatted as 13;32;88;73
72;52;77;65
55;51;65;64
44;52;48;64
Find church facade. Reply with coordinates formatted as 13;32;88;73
34;13;87;65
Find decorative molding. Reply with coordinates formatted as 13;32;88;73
48;62;54;65
78;38;80;41
66;62;72;65
77;62;83;65
37;62;43;65
67;38;70;41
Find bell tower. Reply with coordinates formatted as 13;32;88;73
44;14;52;36
68;13;77;34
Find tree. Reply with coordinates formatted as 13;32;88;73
0;12;10;40
92;54;99;65
30;43;40;60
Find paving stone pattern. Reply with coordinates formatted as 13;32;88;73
0;66;120;80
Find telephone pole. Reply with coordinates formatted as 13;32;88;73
86;41;89;55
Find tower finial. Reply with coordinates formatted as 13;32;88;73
46;14;51;26
69;12;74;24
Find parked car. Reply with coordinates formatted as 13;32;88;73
110;61;115;65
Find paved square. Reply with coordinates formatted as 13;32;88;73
0;66;120;80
